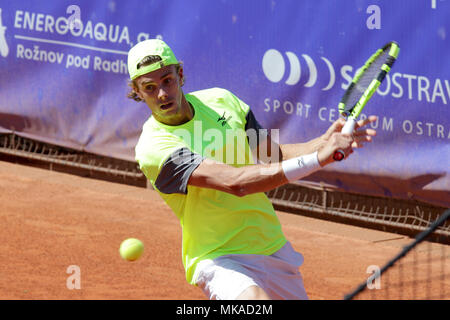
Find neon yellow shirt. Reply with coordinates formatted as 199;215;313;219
135;88;287;284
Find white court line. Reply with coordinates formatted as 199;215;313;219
14;35;128;55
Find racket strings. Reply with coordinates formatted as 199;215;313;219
341;49;391;112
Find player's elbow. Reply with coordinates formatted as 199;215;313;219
228;183;249;197
226;173;251;197
190;161;252;197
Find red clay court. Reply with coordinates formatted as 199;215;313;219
0;160;448;300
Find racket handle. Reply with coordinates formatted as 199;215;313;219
333;118;356;161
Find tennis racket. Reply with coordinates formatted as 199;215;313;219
333;41;400;161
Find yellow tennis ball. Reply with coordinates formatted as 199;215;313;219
119;238;144;261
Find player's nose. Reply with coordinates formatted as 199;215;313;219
158;87;168;101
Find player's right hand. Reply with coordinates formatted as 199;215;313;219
317;132;354;167
318;116;378;166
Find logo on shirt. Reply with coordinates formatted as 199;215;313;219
217;112;232;127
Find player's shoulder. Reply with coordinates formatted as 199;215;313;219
187;87;231;96
186;87;245;114
138;116;159;138
186;87;236;102
136;118;180;152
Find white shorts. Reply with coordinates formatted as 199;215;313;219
194;242;308;300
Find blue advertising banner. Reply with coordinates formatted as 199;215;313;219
0;0;448;207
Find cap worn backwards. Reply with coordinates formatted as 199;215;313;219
127;39;178;80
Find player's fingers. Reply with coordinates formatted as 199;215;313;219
351;141;365;148
355;115;378;129
324;118;346;138
337;117;347;127
336;134;354;150
332;117;346;131
353;128;377;137
337;117;348;131
352;133;375;142
353;134;373;143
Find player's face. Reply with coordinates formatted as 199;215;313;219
134;65;187;125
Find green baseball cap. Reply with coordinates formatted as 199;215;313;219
127;39;179;80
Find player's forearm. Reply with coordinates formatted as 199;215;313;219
189;159;288;197
189;151;322;197
228;163;289;196
279;136;324;160
257;134;325;164
221;151;321;196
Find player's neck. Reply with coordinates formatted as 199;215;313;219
155;94;194;126
177;95;195;125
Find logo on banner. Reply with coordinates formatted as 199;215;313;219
262;48;450;108
6;7;164;75
0;8;9;57
262;49;336;91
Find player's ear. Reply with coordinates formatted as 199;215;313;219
132;80;144;100
177;66;185;87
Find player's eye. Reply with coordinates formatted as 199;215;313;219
145;85;155;91
164;78;172;84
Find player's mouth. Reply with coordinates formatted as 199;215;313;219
160;102;175;110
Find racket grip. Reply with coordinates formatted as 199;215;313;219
333;118;356;162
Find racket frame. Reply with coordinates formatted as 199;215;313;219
333;41;400;161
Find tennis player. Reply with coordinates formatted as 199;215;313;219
127;39;377;300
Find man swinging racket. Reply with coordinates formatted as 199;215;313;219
127;39;377;300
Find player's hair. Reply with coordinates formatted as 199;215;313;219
127;55;184;102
